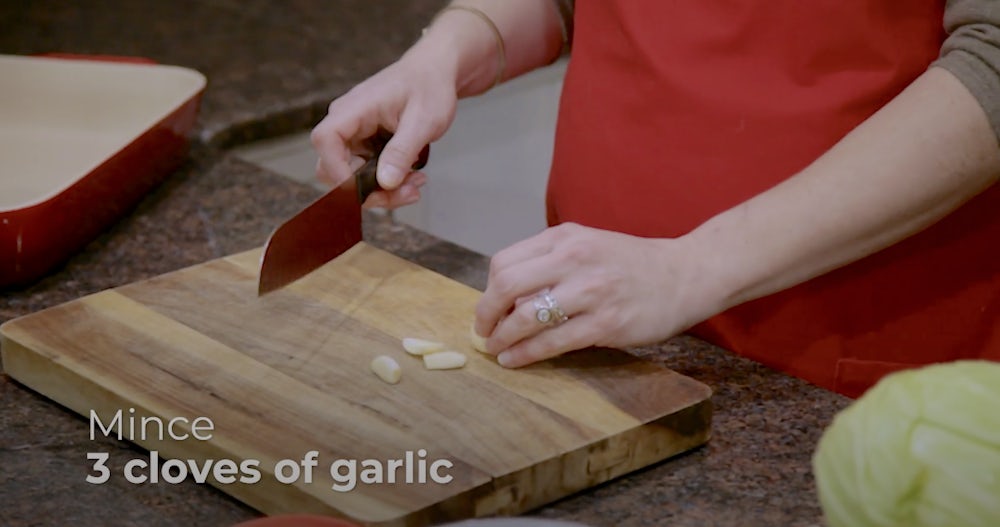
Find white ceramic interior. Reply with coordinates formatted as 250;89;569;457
0;55;206;210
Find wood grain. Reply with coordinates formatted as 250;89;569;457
1;242;712;526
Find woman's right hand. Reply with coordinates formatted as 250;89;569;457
311;1;566;208
310;44;460;209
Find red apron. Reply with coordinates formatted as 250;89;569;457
547;1;1000;398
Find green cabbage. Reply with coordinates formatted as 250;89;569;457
813;360;1000;527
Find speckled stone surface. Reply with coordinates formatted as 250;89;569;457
0;2;849;526
0;0;446;148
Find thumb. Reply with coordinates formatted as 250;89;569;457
376;112;433;190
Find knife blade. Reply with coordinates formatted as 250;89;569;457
257;131;429;296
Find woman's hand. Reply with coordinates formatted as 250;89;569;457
310;47;459;209
473;223;722;367
310;1;567;209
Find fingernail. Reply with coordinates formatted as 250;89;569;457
379;164;405;189
497;351;513;368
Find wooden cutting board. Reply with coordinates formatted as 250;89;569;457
1;242;712;526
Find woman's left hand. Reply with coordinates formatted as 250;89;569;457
474;222;721;367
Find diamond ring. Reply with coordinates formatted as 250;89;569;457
532;288;568;327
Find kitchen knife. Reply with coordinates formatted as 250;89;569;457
257;131;429;296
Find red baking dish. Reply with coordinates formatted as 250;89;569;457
0;54;206;288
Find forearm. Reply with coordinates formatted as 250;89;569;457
685;67;1000;313
410;0;565;97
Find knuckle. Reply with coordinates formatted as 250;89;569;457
427;114;448;134
473;302;492;329
490;313;525;351
309;125;326;149
550;223;571;239
379;143;415;168
490;270;516;299
515;302;538;327
560;239;590;263
327;93;352;115
404;102;430;122
416;104;451;137
363;191;388;208
489;324;514;352
384;75;409;95
488;251;511;280
487;258;500;281
513;343;546;366
555;222;582;236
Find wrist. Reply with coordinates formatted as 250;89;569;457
400;35;460;89
409;9;502;97
667;232;740;327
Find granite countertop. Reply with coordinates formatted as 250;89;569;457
0;2;849;526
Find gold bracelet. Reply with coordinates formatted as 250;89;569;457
430;5;506;89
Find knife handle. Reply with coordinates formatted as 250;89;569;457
355;143;431;204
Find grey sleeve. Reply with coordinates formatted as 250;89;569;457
932;0;1000;143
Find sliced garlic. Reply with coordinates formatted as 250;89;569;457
370;355;402;384
469;324;488;354
402;337;447;356
422;351;467;370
